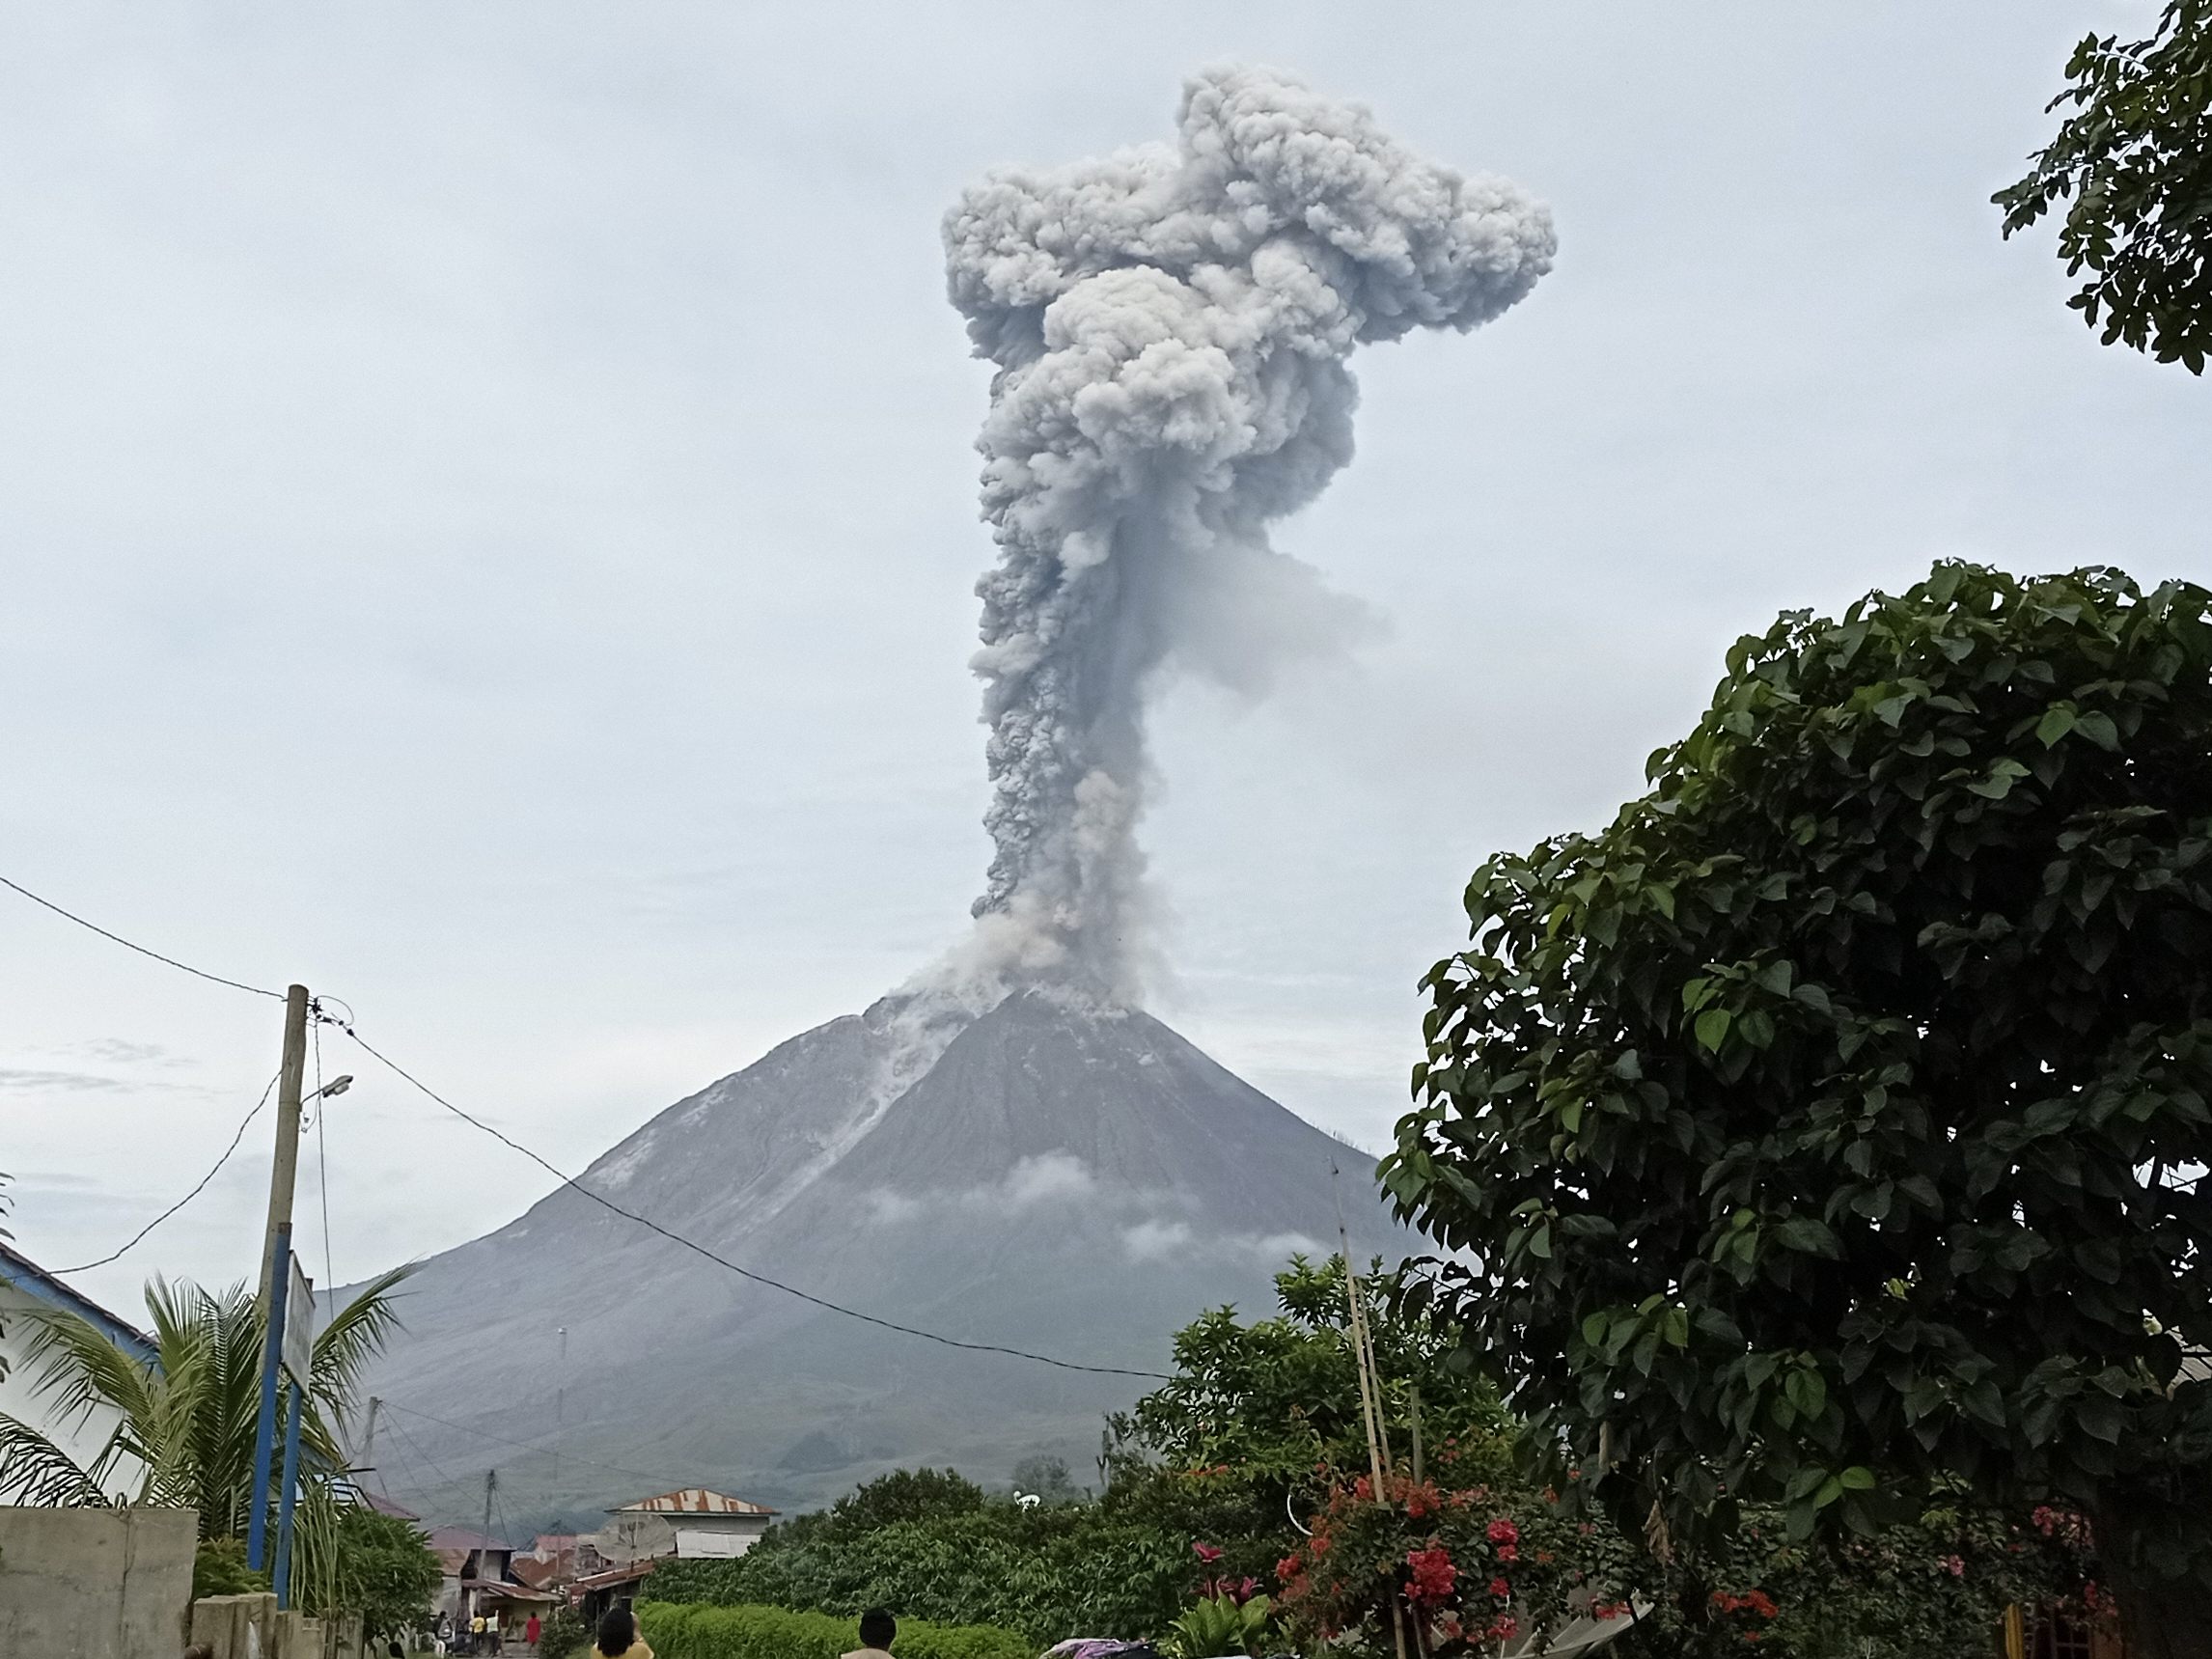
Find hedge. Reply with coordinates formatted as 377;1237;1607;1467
639;1600;1033;1659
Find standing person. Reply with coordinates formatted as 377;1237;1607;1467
488;1613;505;1655
525;1613;541;1651
845;1609;897;1658
592;1607;651;1659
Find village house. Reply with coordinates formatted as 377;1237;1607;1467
594;1486;777;1563
429;1524;556;1636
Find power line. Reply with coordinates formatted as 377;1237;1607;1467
378;1400;703;1495
328;1018;1172;1381
311;1018;336;1288
50;1071;282;1274
0;868;1171;1380
0;873;281;999
384;1411;473;1500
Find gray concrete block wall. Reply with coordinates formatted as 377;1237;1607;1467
0;1505;197;1658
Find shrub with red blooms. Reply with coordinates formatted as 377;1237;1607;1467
1274;1456;1635;1655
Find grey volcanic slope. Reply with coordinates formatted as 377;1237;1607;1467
352;994;1409;1524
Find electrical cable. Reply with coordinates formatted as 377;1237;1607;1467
0;873;281;999
384;1412;472;1501
379;1399;734;1494
50;1071;283;1274
328;1017;1173;1380
311;1017;335;1289
0;869;1171;1379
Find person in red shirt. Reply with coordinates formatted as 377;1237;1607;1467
525;1614;541;1650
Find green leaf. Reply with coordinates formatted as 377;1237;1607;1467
1774;1217;1841;1258
2074;710;2120;749
2036;705;2078;745
1694;1009;1733;1052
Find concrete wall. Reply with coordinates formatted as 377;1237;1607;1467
0;1505;196;1658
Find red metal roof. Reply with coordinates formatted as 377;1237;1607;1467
609;1486;776;1516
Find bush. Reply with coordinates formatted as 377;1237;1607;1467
193;1535;271;1599
538;1605;591;1659
640;1601;1030;1659
650;1503;1192;1645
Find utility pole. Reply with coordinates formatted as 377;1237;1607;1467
362;1396;382;1476
259;985;313;1309
484;1468;498;1544
553;1326;567;1486
248;984;312;1577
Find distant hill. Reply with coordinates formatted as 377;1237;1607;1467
349;991;1410;1525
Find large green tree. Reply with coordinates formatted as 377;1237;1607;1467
1997;0;2212;373
1384;565;2212;1657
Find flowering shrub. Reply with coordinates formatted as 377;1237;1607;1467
1274;1460;1634;1654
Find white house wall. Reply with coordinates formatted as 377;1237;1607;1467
0;1282;147;1501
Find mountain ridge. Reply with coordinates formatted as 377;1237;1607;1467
350;992;1410;1525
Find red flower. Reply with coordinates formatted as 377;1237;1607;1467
1276;1556;1303;1584
1405;1547;1458;1609
1486;1517;1521;1546
1489;1577;1511;1599
1487;1616;1520;1641
1496;1544;1519;1562
1193;1541;1224;1564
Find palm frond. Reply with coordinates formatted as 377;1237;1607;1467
309;1265;415;1435
0;1412;112;1507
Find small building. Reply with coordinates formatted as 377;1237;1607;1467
0;1242;157;1501
594;1487;778;1563
429;1526;517;1626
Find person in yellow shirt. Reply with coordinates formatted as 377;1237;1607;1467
844;1608;897;1658
593;1607;652;1659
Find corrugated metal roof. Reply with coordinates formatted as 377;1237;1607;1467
610;1486;777;1516
0;1241;158;1364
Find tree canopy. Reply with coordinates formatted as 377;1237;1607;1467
1384;564;2212;1653
1997;0;2212;373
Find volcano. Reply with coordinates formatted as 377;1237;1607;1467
352;992;1411;1524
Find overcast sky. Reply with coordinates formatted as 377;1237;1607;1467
4;2;2205;1317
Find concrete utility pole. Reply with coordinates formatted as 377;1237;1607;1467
362;1396;382;1473
248;984;312;1578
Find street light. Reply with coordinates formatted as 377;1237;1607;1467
307;1074;353;1102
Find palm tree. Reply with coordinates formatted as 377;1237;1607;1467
0;1266;414;1607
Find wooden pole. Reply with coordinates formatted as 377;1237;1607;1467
259;985;312;1310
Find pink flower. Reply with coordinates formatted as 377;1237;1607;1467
1193;1541;1224;1564
1943;1555;1965;1579
1496;1544;1519;1562
1487;1517;1521;1546
1489;1577;1511;1599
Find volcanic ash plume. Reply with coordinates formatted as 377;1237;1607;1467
942;66;1556;1004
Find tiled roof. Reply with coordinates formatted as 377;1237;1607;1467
610;1487;777;1516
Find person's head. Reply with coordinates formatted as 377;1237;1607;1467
596;1606;637;1655
859;1608;896;1650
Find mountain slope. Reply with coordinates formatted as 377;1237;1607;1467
353;993;1409;1524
